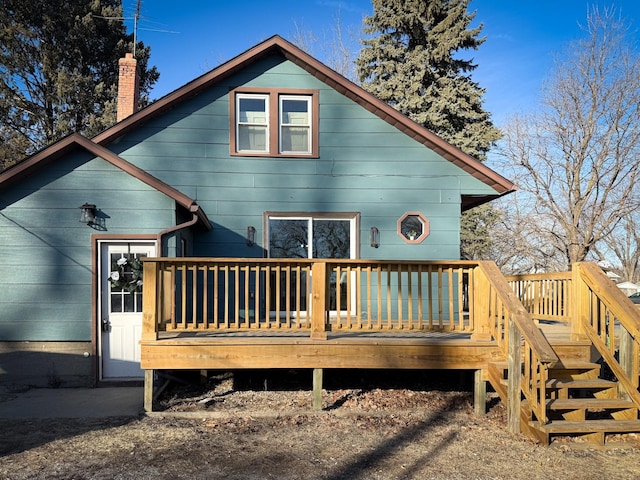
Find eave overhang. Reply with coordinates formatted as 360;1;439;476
91;35;517;206
2;35;516;212
0;133;212;230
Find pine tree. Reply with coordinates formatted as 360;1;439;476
356;0;499;160
0;0;159;168
356;0;502;259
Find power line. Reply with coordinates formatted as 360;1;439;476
93;0;179;57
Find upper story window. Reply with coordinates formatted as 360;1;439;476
231;87;319;158
237;94;269;153
280;96;311;154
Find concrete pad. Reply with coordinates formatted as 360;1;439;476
0;387;143;419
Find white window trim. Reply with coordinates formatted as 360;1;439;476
266;214;358;318
230;88;319;158
266;215;357;260
279;95;312;155
236;93;269;153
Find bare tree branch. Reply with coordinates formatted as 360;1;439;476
495;7;640;270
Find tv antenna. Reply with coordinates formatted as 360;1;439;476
93;0;179;57
132;0;142;56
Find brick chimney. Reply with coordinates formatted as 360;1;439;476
117;53;140;122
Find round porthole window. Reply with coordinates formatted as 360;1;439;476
398;212;429;243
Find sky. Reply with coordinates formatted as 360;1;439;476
124;0;640;127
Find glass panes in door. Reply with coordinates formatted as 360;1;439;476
109;252;147;314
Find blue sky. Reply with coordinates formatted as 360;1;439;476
126;0;640;126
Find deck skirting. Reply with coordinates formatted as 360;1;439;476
140;335;502;371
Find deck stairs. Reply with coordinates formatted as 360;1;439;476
487;356;640;447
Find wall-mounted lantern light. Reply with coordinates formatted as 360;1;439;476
370;226;380;248
79;203;97;225
247;226;256;247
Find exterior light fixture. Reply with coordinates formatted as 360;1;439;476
247;226;256;246
79;203;97;225
370;226;380;248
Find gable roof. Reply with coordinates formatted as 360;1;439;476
0;133;211;229
1;35;515;210
92;35;516;209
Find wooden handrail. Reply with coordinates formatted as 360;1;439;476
142;258;482;337
575;262;640;339
572;262;640;406
477;261;559;428
479;262;558;364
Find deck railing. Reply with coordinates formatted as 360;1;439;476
139;258;640;429
505;264;640;415
142;258;479;340
572;263;640;407
476;262;559;428
505;272;572;323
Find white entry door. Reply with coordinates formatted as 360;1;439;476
100;241;156;380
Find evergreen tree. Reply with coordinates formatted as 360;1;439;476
356;0;499;160
0;0;159;168
356;0;502;259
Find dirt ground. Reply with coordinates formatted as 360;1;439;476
1;370;640;480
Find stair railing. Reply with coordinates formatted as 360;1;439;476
572;262;640;406
475;262;559;430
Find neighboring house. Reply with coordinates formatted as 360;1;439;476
616;281;640;296
0;35;515;387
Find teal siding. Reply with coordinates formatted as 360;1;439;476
1;51;500;341
114;55;491;261
0;151;176;341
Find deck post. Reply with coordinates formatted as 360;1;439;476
142;260;160;341
474;369;486;415
144;369;154;412
570;263;589;341
507;317;522;433
470;264;491;341
313;368;323;411
310;262;328;340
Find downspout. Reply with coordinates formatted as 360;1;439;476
157;212;199;257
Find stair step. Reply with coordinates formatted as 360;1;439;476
550;361;602;380
546;378;616;389
546;398;635;410
531;419;640;434
551;361;601;370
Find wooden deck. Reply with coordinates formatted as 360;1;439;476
141;330;500;371
140;259;640;446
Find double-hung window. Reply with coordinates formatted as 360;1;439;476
237;94;269;153
231;88;318;157
279;96;311;154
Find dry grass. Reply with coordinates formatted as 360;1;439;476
1;370;639;479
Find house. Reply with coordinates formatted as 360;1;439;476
3;36;640;447
617;281;640;296
0;35;515;387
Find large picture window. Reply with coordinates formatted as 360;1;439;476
266;213;359;314
231;88;318;157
